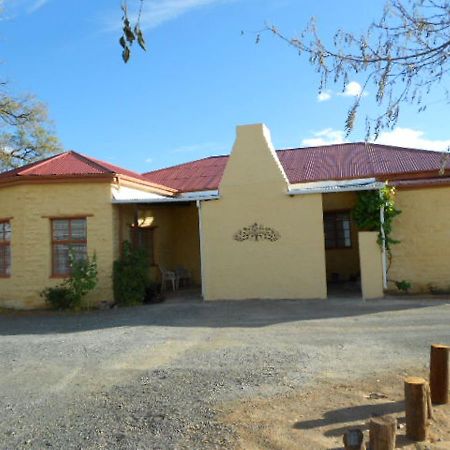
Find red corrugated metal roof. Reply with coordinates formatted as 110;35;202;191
143;155;228;193
0;151;175;192
143;142;449;192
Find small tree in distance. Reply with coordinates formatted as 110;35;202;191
0;83;61;171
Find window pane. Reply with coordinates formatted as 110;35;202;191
71;219;86;241
0;245;10;275
52;220;70;241
69;244;87;262
0;222;11;241
323;211;352;249
53;244;70;275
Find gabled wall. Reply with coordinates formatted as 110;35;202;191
201;124;327;300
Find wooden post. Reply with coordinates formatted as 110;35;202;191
430;344;449;405
343;429;366;450
404;376;431;441
369;415;396;450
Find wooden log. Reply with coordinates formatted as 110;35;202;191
369;415;396;450
404;376;430;441
343;428;366;450
430;344;450;405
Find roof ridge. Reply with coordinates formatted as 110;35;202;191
17;151;67;175
277;142;361;152
142;154;228;176
68;151;115;174
86;154;145;177
367;141;448;154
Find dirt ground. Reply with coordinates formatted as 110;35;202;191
1;297;450;449
224;370;450;449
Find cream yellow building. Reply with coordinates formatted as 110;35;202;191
0;124;449;308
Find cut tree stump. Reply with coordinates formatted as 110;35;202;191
369;415;397;450
343;428;366;450
404;376;432;442
430;344;450;405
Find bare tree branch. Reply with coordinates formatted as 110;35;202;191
256;0;450;137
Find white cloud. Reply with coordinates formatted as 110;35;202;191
104;0;235;31
301;128;347;147
317;91;331;102
337;81;368;98
316;82;368;103
2;0;49;16
27;0;48;13
375;128;450;152
301;126;450;152
145;157;153;163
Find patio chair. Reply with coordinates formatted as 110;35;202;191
159;267;177;291
175;266;192;288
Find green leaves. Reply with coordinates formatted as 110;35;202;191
0;90;61;171
120;1;147;63
113;241;150;306
352;185;401;251
135;25;146;51
40;252;98;310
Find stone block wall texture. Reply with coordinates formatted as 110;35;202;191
0;182;115;309
389;186;450;293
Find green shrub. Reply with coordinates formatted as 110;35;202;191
40;252;98;310
40;286;76;310
395;280;411;293
113;241;150;306
65;252;98;308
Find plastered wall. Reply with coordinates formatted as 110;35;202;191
201;124;327;300
358;231;384;299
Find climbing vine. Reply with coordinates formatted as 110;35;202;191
352;185;401;251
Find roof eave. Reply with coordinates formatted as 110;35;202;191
116;174;178;196
0;173;115;188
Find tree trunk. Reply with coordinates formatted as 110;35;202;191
369;415;396;450
404;376;431;441
430;344;449;405
343;428;366;450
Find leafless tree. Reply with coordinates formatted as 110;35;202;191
259;0;450;138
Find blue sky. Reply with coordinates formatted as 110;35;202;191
2;0;450;172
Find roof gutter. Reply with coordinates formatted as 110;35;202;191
288;178;385;195
111;190;220;204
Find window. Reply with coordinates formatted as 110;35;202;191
324;211;352;249
130;226;155;264
51;218;87;276
0;221;11;277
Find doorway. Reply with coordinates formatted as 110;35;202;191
322;193;362;298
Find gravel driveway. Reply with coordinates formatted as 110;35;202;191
1;297;449;449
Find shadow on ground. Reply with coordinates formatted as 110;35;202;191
0;297;446;336
294;400;405;437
